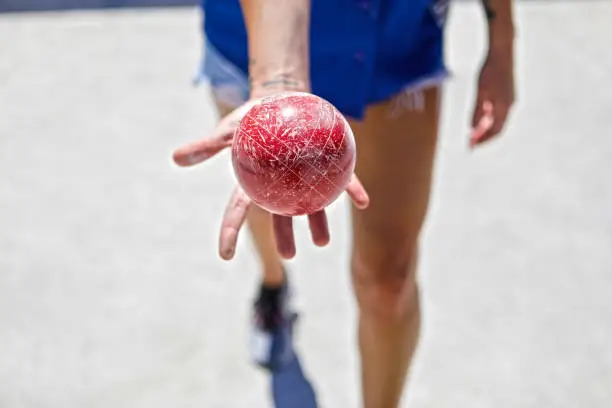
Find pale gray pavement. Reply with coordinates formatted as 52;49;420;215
1;2;611;408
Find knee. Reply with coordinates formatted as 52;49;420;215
351;239;420;321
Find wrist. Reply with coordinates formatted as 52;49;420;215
250;73;310;98
488;22;515;53
482;0;515;48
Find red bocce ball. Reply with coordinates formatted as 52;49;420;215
232;92;356;216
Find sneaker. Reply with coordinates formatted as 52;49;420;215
249;274;298;370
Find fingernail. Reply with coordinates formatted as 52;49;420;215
221;247;234;260
281;247;295;260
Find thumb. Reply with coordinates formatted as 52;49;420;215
471;96;485;129
172;129;234;167
173;99;259;167
469;101;494;147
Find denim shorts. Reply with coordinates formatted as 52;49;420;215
197;0;451;119
194;40;252;109
196;0;452;118
195;38;448;118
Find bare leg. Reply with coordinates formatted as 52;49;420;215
350;87;441;408
247;205;284;286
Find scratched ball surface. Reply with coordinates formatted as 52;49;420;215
232;92;356;216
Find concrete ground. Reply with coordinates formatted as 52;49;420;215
1;2;611;407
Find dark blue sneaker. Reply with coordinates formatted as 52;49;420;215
249;275;298;370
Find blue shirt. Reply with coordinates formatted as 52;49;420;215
202;0;449;119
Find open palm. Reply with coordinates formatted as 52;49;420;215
173;97;369;260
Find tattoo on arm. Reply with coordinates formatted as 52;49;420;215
248;73;303;92
481;0;496;20
260;77;302;89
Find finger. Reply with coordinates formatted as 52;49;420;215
219;187;251;260
469;101;494;147
308;210;330;247
273;215;296;259
471;94;486;128
490;103;511;136
173;130;234;167
472;103;510;147
345;175;370;209
173;99;262;167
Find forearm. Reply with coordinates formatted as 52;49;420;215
240;0;311;95
481;0;515;51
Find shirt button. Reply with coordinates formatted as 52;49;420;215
354;51;366;62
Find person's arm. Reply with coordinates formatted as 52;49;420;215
173;0;368;259
481;0;515;52
240;0;311;96
469;0;516;146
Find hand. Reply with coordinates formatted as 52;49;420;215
173;96;370;261
470;47;516;147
